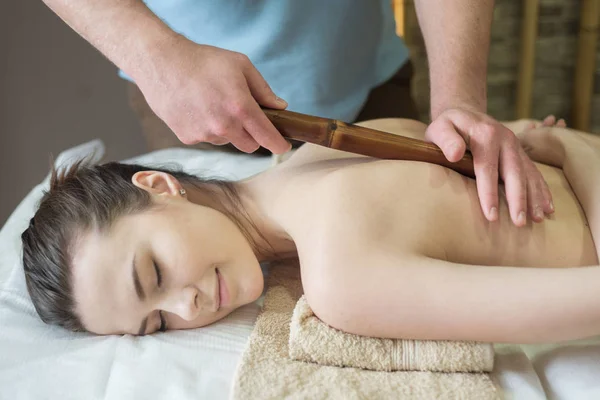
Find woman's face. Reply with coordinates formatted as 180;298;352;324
70;172;264;335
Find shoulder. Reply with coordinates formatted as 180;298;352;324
288;162;420;259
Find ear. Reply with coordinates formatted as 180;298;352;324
131;171;184;197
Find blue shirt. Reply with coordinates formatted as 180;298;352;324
121;0;409;122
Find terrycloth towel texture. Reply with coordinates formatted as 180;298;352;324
289;295;495;373
231;260;501;400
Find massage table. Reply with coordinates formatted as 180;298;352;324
1;140;599;399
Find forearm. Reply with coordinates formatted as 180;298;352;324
41;0;179;81
314;255;600;344
414;0;494;118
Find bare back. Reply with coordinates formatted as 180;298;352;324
264;119;598;269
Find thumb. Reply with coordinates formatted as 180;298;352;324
243;63;288;110
425;119;467;163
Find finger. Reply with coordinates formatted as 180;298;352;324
538;172;554;215
207;116;258;151
500;144;528;226
242;59;288;110
542;115;556;126
522;156;547;223
470;137;500;221
226;127;261;153
525;145;555;215
206;135;230;146
243;102;292;154
425;119;467;162
556;118;567;128
517;145;555;215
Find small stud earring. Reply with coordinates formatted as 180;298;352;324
179;188;186;196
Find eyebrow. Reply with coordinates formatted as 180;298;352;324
132;254;148;335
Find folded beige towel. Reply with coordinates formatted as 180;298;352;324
231;260;501;400
289;295;495;373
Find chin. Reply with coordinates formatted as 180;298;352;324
242;280;265;305
230;261;264;306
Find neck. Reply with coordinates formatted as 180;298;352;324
182;176;297;263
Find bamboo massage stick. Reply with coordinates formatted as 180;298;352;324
263;108;476;179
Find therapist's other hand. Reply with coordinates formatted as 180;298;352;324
135;37;291;154
425;107;554;227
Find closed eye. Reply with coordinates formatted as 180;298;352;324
153;259;162;287
154;259;166;332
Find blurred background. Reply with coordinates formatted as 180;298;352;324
400;0;600;127
1;0;598;226
0;1;145;226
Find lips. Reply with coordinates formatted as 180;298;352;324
216;268;229;310
215;268;221;312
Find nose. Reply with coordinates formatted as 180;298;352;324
159;286;200;321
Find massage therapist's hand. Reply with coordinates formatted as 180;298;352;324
135;37;292;154
425;107;554;227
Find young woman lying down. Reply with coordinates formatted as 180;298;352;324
21;116;600;344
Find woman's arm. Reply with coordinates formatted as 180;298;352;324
306;252;600;344
305;126;600;345
299;122;600;345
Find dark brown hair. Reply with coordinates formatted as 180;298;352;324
21;160;262;332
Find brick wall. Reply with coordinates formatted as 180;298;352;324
401;0;599;133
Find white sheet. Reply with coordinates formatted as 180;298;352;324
0;141;271;400
1;140;600;400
